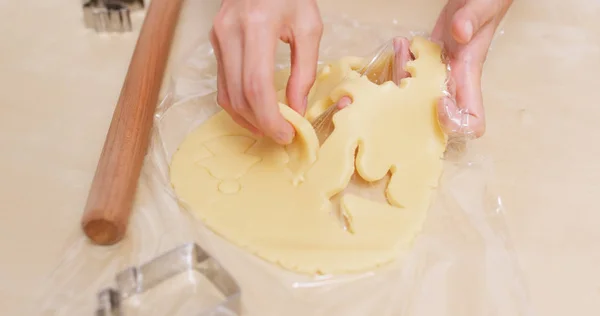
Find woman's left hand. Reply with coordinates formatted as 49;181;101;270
431;0;513;137
336;0;512;138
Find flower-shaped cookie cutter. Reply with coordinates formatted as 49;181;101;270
95;243;241;316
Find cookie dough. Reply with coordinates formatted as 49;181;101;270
170;36;448;274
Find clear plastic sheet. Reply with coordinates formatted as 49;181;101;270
33;15;530;316
149;16;530;316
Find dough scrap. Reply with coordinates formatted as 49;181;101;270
279;103;319;184
170;37;447;274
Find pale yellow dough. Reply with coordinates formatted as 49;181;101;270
170;37;448;274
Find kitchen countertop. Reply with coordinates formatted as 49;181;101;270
1;0;598;314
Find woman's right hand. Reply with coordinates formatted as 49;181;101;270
210;0;323;145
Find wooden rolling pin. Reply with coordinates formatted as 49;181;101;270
82;0;184;245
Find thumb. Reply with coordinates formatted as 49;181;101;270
451;0;503;44
437;59;486;138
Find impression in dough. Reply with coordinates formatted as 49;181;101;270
169;37;448;275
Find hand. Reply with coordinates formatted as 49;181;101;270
210;0;323;144
432;0;513;137
337;0;511;138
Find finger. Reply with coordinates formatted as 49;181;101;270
451;0;503;44
438;60;485;137
243;23;295;144
212;19;258;128
211;29;261;135
286;18;323;115
223;105;262;134
335;96;352;110
392;37;413;85
437;97;484;138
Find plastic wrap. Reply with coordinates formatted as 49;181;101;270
34;15;530;316
149;16;530;316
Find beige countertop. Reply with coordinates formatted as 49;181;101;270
1;0;599;315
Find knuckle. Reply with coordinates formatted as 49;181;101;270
216;93;229;108
297;16;323;37
312;18;324;35
296;25;321;38
243;10;270;27
212;13;237;36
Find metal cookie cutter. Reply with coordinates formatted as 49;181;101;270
83;0;145;33
96;243;241;316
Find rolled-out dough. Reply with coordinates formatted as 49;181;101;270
170;36;448;274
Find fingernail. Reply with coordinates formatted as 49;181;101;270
464;21;473;42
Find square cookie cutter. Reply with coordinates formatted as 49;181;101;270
95;243;241;316
83;0;145;33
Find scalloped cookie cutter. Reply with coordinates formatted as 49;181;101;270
83;0;145;32
95;243;241;316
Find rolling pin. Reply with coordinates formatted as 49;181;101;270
82;0;184;245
